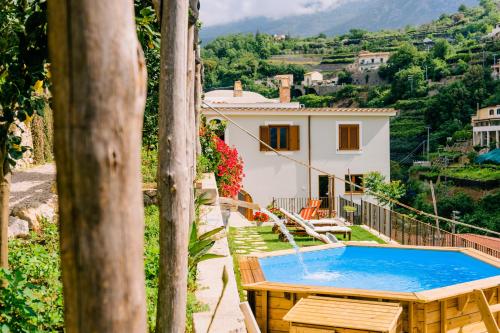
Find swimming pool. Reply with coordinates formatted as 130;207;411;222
240;243;500;333
259;246;500;292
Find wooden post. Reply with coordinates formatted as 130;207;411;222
429;180;441;238
156;0;190;332
48;0;147;331
440;300;448;332
0;169;10;269
328;175;334;218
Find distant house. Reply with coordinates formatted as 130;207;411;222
302;71;323;86
487;23;500;39
357;51;391;72
472;105;500;148
273;34;287;41
203;80;397;207
492;64;500;80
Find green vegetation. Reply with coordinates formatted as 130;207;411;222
1;208;207;333
442;166;500;181
1;220;63;333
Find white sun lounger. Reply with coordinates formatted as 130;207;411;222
280;209;352;240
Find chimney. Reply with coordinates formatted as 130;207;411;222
279;77;291;103
233;80;243;97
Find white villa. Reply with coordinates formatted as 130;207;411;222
472;105;500;148
357;51;391;72
203;80;397;207
302;71;323;86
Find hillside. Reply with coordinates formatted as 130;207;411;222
201;0;479;41
201;0;500;230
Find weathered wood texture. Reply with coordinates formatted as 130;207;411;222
155;0;190;332
248;287;500;333
0;171;10;268
48;0;147;331
284;296;403;333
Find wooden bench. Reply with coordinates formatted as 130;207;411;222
283;296;402;333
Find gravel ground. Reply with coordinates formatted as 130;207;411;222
10;163;56;208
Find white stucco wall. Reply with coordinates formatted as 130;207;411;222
209;114;391;207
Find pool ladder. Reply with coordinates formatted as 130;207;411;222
474;289;500;333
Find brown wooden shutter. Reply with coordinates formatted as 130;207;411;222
289;125;300;151
259;126;270;151
350;125;360;150
339;125;349;150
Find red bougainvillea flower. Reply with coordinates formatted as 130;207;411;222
253;211;269;223
214;137;244;198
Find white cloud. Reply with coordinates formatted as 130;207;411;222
200;0;344;27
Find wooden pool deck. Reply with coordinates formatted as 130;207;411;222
239;243;500;333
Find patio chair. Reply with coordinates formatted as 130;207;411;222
262;208;333;244
280;208;352;240
298;199;322;220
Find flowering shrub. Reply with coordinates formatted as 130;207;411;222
215;137;244;198
199;117;245;198
266;205;285;219
253;211;269;223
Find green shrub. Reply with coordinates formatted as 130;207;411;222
3;220;64;332
142;148;158;184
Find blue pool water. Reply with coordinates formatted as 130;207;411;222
259;246;500;292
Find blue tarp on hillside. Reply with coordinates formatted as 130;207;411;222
475;149;500;165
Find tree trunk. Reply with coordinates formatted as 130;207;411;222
156;0;190;332
191;0;202;156
0;147;10;268
47;1;147;332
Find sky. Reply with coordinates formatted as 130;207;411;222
200;0;344;27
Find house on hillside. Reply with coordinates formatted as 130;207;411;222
302;71;323;86
356;51;391;72
203;80;397;208
472;105;500;149
486;23;500;39
492;63;500;80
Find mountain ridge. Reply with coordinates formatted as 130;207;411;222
200;0;479;42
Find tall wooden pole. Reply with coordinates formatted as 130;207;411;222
156;0;190;332
48;0;147;332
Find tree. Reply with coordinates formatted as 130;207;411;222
480;0;496;13
429;58;450;81
379;43;422;80
0;0;49;268
431;39;452;60
463;65;489;106
364;172;406;208
426;81;472;129
155;0;192;332
391;66;426;100
48;0;147;331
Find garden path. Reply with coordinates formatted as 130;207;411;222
11;163;56;208
228;212;270;254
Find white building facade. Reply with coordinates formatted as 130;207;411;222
472;105;500;148
357;51;391;72
203;104;396;207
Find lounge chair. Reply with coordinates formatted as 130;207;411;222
262;208;333;244
298;199;322;220
280;208;352;240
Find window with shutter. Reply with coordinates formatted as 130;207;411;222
260;125;300;152
259;126;270;151
289;126;300;151
338;124;360;151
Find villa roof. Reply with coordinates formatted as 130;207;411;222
459;234;500;250
203;106;397;117
202;106;397;115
